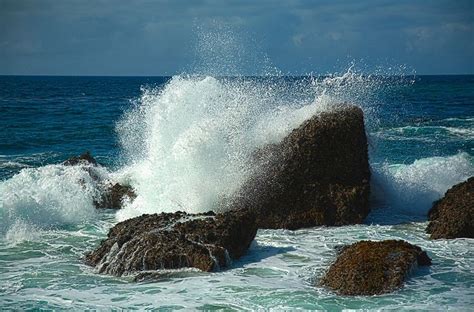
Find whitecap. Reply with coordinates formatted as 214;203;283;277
372;152;474;216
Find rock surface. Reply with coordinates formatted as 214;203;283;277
85;209;257;276
320;240;432;296
426;177;474;239
63;151;98;166
230;104;370;229
95;183;137;209
63;152;135;209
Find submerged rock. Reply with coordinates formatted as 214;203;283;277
62;152;135;209
320;240;431;296
84;209;257;276
230;104;370;229
94;183;137;209
426;177;474;239
63;151;98;166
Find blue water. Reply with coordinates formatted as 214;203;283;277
0;76;170;179
0;74;473;310
1;75;472;177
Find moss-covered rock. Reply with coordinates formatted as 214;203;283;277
427;177;474;239
320;240;431;296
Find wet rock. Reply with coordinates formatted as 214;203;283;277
320;240;431;296
133;270;206;282
230;104;370;229
63;152;135;209
84;209;257;276
94;183;137;209
426;177;474;239
63;151;98;166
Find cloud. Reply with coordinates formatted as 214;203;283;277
0;0;472;75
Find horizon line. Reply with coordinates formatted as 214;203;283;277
1;73;473;78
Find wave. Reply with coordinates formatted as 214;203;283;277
443;126;474;138
114;71;387;221
372;152;474;216
0;68;403;238
0;164;109;241
2;69;468;233
0;161;31;169
373;124;474;141
442;117;474;122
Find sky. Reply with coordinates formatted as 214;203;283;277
0;0;473;76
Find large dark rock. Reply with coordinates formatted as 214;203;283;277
426;177;474;239
320;240;431;296
95;183;137;209
84;209;257;276
63;151;98;166
230;104;370;229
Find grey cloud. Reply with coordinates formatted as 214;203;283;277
0;0;472;75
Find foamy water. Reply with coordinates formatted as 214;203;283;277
0;164;110;239
371;152;474;216
1;219;472;310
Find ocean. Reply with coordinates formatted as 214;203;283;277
0;74;473;310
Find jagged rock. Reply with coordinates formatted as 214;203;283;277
84;209;257;276
63;152;135;209
63;151;98;166
427;177;474;239
320;240;431;296
94;183;137;209
230;104;370;229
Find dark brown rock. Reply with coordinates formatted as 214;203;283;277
426;177;474;239
94;183;137;209
63;151;98;166
84;209;257;276
230;104;370;229
320;240;431;296
63;152;135;209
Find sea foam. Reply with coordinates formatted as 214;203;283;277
0;164;108;241
372;152;474;216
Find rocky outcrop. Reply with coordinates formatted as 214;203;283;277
63;151;98;166
63;152;136;209
84;209;257;276
320;240;431;296
230;104;370;229
427;177;474;239
95;183;137;209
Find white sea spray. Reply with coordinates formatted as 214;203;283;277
0;164;108;242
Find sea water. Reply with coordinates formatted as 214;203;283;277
0;73;473;310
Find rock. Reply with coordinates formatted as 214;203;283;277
133;270;206;282
320;240;432;296
63;151;102;182
63;151;98;166
84;209;257;276
230;104;370;229
94;183;137;209
63;152;135;209
426;177;474;239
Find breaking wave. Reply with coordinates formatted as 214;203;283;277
0;164;108;242
113;70;390;221
372;152;474;216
